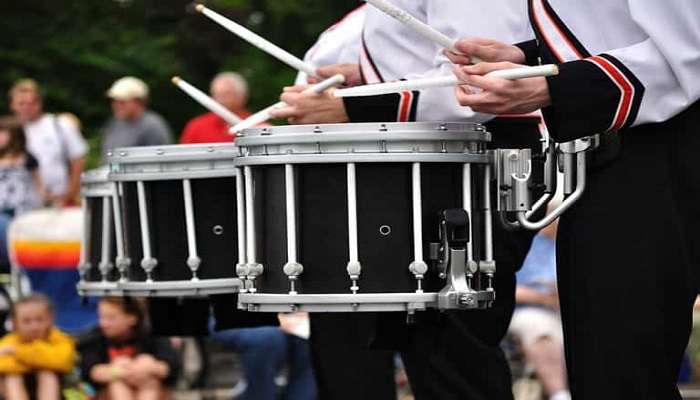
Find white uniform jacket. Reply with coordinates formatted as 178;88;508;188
521;0;700;141
345;0;533;123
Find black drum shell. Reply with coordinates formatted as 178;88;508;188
119;177;239;283
251;162;474;295
84;196;119;283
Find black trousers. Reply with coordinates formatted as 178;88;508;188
309;119;541;400
309;313;397;400
556;102;700;399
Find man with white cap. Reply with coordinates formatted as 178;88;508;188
101;76;173;158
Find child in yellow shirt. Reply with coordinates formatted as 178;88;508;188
0;294;76;400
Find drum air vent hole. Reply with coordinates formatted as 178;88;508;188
212;225;224;235
379;225;391;236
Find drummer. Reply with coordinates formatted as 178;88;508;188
281;6;398;400
270;2;542;399
445;2;700;399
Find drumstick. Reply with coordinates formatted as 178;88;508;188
231;74;346;133
171;76;243;126
334;64;559;98
364;0;480;64
195;4;319;79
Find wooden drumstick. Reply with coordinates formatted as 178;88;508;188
231;74;346;133
172;76;243;126
195;4;319;78
334;64;559;97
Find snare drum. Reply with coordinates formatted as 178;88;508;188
235;122;498;312
77;167;124;296
107;143;244;297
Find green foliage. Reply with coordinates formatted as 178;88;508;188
0;0;358;167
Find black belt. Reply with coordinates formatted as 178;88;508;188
586;131;622;171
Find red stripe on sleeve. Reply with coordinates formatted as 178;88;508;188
397;91;413;122
587;56;634;131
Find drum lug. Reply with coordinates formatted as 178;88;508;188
284;262;304;294
140;257;158;282
245;263;264;293
346;261;362;294
187;257;202;280
98;261;114;282
235;263;249;278
115;257;131;282
78;262;91;281
408;261;428;293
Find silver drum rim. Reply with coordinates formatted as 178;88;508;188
238;292;438;313
118;278;244;297
108;143;240;181
237;291;496;313
235;122;491;165
81;167;116;197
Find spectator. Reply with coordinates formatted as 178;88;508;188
79;297;179;400
180;72;251;144
101;76;173;158
0;117;44;270
9;79;87;207
0;294;76;400
508;219;570;400
210;313;317;400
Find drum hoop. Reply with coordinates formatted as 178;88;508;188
108;168;239;182
238;292;438;313
106;143;240;165
236;131;490;148
240;121;488;138
76;281;123;297
81;167;111;183
118;278;243;297
81;184;117;198
234;153;490;166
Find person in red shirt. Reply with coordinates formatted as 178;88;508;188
180;72;252;144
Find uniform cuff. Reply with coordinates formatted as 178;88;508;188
515;40;540;67
342;91;420;123
544;54;643;142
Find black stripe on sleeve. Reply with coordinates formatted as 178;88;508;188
541;0;591;58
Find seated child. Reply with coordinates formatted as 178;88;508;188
0;294;76;400
80;297;179;400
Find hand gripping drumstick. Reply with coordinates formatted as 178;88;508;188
334;64;559;98
364;0;481;64
195;4;319;79
172;76;243;126
231;74;346;133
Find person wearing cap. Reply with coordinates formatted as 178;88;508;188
101;76;173;158
9;79;88;207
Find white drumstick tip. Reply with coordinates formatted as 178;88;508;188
171;76;181;85
194;4;205;13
